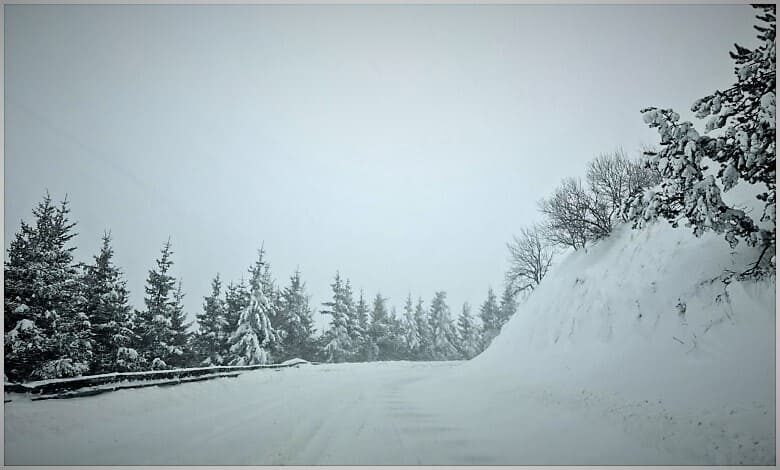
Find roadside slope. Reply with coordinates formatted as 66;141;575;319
464;221;775;464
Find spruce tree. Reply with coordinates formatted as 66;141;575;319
428;291;457;360
368;293;394;361
194;274;228;366
629;5;776;274
402;293;421;359
479;287;501;350
227;282;278;366
341;279;362;361
320;272;353;363
414;297;433;361
457;302;479;360
4;193;93;381
135;240;178;369
83;232;142;373
497;284;518;331
167;280;193;367
388;306;408;360
224;280;249;340
247;247;282;358
354;289;371;361
277;268;316;361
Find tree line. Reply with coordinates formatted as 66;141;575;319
505;5;775;293
4;194;517;382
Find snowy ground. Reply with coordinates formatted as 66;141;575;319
5;222;775;465
1;361;727;465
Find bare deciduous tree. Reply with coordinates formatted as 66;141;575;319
539;150;663;252
538;177;611;250
506;225;554;295
587;148;663;224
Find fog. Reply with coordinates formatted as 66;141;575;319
4;4;757;330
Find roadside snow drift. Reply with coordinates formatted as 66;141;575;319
464;221;776;464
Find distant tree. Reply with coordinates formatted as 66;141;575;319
340;279;362;361
428;291;457;360
497;284;517;330
414;297;433;360
456;302;480;360
402;294;421;358
135;240;179;369
354;289;371;361
248;245;277;309
247;246;283;356
4;194;93;381
479;287;501;350
224;279;250;347
194;274;228;366
240;249;280;362
82;232;142;373
628;5;776;274
320;272;353;363
368;293;394;361
277;268;316;361
228;282;278;366
387;306;408;360
167;280;194;367
506;225;554;295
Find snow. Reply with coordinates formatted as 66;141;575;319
463;221;775;464
13;304;29;314
4;222;775;465
4;361;676;465
278;358;310;366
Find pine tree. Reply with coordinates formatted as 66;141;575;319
414;297;433;361
354;289;371;361
277;268;316;361
629;5;776;274
135;240;178;369
497;284;518;331
428;291;457;360
247;247;282;358
4;193;93;381
368;292;394;361
388;306;408;360
402;293;420;359
82;232;142;373
167;280;193;368
341;279;362;361
227;282;278;366
194;274;228;366
457;302;479;360
224;280;249;341
320;272;353;363
249;246;280;317
479;287;501;350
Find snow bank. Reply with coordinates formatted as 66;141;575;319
464;221;775;463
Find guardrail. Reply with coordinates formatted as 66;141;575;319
4;358;314;400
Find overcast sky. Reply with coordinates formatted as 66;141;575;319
5;4;758;331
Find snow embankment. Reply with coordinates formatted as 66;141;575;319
465;221;775;464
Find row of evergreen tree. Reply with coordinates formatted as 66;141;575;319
315;272;516;364
4;193;517;382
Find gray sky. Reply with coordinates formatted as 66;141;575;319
5;4;758;331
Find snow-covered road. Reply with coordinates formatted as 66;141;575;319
3;360;726;465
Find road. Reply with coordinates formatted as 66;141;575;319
2;361;723;465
